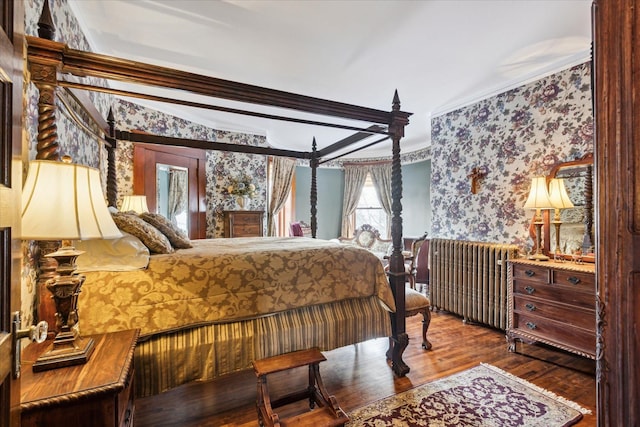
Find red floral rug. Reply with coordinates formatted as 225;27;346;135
347;364;590;426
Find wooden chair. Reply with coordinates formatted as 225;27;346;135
388;233;432;355
337;224;392;261
387;288;432;354
408;235;430;294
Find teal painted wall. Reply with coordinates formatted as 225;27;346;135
295;160;432;240
295;166;345;239
401;160;432;238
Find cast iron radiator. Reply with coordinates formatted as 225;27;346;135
429;239;519;330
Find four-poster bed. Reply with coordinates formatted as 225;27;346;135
25;8;414;398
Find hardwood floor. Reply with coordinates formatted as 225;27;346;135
136;310;597;426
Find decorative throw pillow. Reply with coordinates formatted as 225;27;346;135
111;212;174;254
140;212;192;249
75;232;150;272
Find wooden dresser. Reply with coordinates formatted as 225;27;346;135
224;210;264;237
507;259;596;359
21;329;139;427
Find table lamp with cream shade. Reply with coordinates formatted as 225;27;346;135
524;176;555;261
21;158;122;371
548;178;575;255
120;194;149;214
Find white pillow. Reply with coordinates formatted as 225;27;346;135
74;232;150;272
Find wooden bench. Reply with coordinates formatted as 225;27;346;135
252;348;349;427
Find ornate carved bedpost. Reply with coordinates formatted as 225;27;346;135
106;108;118;207
387;90;412;377
30;0;60;335
310;138;318;238
31;0;59;161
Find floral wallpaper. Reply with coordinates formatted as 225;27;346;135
113;100;268;238
430;63;593;250
24;0;112;165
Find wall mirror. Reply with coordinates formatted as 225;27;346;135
133;143;207;239
156;163;189;235
544;153;594;260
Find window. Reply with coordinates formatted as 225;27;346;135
355;174;388;237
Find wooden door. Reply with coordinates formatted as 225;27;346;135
593;0;640;424
0;1;24;426
133;143;207;239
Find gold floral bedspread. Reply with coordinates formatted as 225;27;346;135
79;237;395;337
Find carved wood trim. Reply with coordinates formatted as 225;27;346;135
593;0;640;423
25;36;405;126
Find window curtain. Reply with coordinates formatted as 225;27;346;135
341;165;368;237
267;156;296;236
369;163;393;238
167;168;188;224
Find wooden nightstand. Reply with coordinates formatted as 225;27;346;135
224;210;264;237
21;329;139;427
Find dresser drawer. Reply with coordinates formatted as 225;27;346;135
232;213;260;225
513;311;595;355
513;295;595;331
513;280;595;310
117;368;134;427
233;224;261;236
512;263;549;282
552;269;595;289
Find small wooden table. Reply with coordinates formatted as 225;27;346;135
21;329;139;427
252;348;349;427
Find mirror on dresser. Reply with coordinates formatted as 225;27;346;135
543;153;594;260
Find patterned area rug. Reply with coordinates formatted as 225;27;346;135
347;363;590;426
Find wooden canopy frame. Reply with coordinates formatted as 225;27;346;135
26;4;414;376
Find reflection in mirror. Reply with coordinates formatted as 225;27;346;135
156;164;189;235
545;153;594;260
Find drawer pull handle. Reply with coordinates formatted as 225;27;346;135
567;276;581;285
525;286;535;294
525;303;536;311
526;322;537;330
525;269;535;277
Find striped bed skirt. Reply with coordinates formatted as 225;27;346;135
134;296;391;397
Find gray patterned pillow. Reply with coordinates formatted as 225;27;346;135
140;212;192;249
111;212;174;254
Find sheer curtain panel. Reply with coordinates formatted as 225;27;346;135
267;157;296;236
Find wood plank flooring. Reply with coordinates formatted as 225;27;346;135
136;310;597;426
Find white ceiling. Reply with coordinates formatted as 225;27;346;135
68;0;592;159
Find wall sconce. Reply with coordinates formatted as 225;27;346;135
121;194;149;214
524;176;555;261
21;158;122;371
548;178;574;254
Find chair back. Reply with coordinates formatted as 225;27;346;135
414;238;430;285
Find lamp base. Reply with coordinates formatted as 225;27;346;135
32;335;95;372
528;252;550;261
